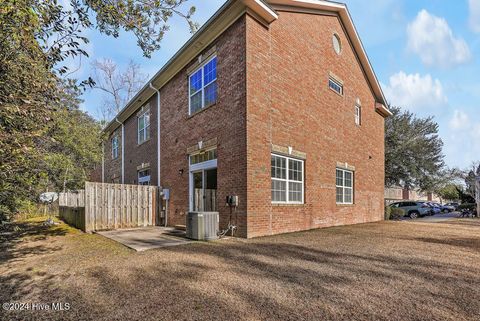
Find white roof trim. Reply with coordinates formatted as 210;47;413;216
104;0;390;133
243;0;279;22
266;0;391;116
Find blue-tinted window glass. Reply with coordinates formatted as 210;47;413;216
189;69;202;95
203;57;217;85
204;82;217;107
190;92;202;113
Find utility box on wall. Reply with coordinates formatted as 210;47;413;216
186;212;219;241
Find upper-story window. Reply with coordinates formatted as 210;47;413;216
138;109;150;144
329;77;343;95
189;56;217;114
112;136;119;159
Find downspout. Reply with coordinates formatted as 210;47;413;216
149;83;161;188
114;118;125;184
149;83;166;226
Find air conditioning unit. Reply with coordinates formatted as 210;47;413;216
186;212;219;241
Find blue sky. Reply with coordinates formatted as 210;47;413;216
70;0;480;169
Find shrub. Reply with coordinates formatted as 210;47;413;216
9;199;47;221
384;206;392;220
390;208;405;220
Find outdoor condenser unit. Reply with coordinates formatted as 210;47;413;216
186;212;219;241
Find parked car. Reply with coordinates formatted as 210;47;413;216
388;201;433;219
443;202;459;212
427;202;442;215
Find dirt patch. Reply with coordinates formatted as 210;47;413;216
1;217;479;321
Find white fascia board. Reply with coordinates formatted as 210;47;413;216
243;0;279;22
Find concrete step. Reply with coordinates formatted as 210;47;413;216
174;224;186;231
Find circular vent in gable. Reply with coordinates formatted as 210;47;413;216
333;34;342;55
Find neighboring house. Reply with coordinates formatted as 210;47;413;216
98;0;392;238
385;187;441;205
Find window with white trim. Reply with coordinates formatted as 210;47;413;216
138;169;151;186
329;78;343;95
137;109;150;144
355;105;361;125
189;148;217;165
189;56;217;114
112;136;119;159
336;168;354;204
271;154;304;203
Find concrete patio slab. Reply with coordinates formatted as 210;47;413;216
97;227;191;251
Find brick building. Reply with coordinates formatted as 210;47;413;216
99;0;392;238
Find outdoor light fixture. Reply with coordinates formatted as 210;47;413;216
179;169;184;175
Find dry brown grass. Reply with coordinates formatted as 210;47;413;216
1;217;480;321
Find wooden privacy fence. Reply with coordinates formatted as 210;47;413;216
59;182;158;232
193;188;217;212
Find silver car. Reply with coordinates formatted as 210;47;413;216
389;201;432;219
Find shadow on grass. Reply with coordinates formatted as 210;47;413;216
0;218;68;266
441;219;480;228
1;222;480;320
411;237;480;251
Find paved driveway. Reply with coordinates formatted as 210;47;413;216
415;212;461;222
97;227;191;251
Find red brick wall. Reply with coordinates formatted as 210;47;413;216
103;95;159;186
159;16;248;236
105;128;122;183
123;94;159;185
245;11;385;237
101;9;386;238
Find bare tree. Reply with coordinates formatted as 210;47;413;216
91;59;148;122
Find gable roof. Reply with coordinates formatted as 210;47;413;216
267;0;391;116
104;0;390;134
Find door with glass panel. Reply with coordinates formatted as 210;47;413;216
192;171;203;211
189;149;218;212
191;169;217;212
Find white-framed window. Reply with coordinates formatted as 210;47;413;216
138;169;151;186
271;154;304;204
355;105;361;125
138;109;150;144
336;168;354;204
111;136;119;159
189;148;217;165
189;56;217;114
329;78;343;95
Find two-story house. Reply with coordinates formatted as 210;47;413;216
98;0;392;238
